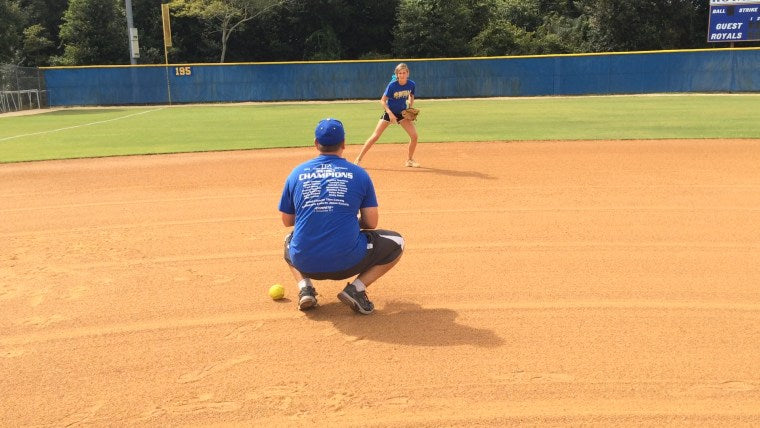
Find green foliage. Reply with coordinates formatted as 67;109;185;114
584;0;711;52
225;0;399;62
16;0;68;66
496;0;542;31
21;24;54;66
470;19;532;56
534;12;591;54
2;0;752;66
394;0;481;58
304;26;342;60
169;0;290;62
0;0;24;63
295;0;399;61
470;0;588;56
358;51;393;60
54;0;127;65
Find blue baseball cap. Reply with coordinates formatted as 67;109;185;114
314;118;345;146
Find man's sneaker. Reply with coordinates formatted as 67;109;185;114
298;286;317;311
404;159;420;168
337;283;374;314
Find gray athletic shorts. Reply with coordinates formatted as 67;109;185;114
284;229;404;281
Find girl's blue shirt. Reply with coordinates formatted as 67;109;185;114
384;79;415;114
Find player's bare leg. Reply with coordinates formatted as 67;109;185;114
400;120;419;167
288;264;304;282
355;119;390;165
355;255;402;287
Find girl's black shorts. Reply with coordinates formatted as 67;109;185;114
381;111;405;122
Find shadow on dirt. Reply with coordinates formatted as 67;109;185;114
366;166;496;180
304;300;503;348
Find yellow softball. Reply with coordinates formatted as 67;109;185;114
268;283;285;300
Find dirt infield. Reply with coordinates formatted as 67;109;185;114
2;140;760;426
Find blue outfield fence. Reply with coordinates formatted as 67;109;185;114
41;48;760;107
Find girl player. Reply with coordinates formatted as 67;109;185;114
355;63;420;167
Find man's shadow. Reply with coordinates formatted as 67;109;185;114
367;166;495;180
305;300;503;348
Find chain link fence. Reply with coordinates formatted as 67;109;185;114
1;64;48;114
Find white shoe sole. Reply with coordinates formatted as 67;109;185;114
298;296;317;310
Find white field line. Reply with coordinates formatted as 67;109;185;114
0;107;165;142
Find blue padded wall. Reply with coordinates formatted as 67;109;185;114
43;49;760;107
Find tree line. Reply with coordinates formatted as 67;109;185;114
1;0;754;67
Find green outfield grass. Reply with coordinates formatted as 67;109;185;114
1;94;759;163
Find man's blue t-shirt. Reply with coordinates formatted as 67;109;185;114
279;154;378;274
384;79;416;114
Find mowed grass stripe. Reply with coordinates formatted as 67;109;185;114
1;94;759;163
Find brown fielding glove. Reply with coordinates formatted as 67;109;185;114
401;107;420;121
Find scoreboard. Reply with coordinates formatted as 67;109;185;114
708;0;760;42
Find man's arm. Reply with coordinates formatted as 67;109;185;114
281;212;295;227
359;207;378;229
